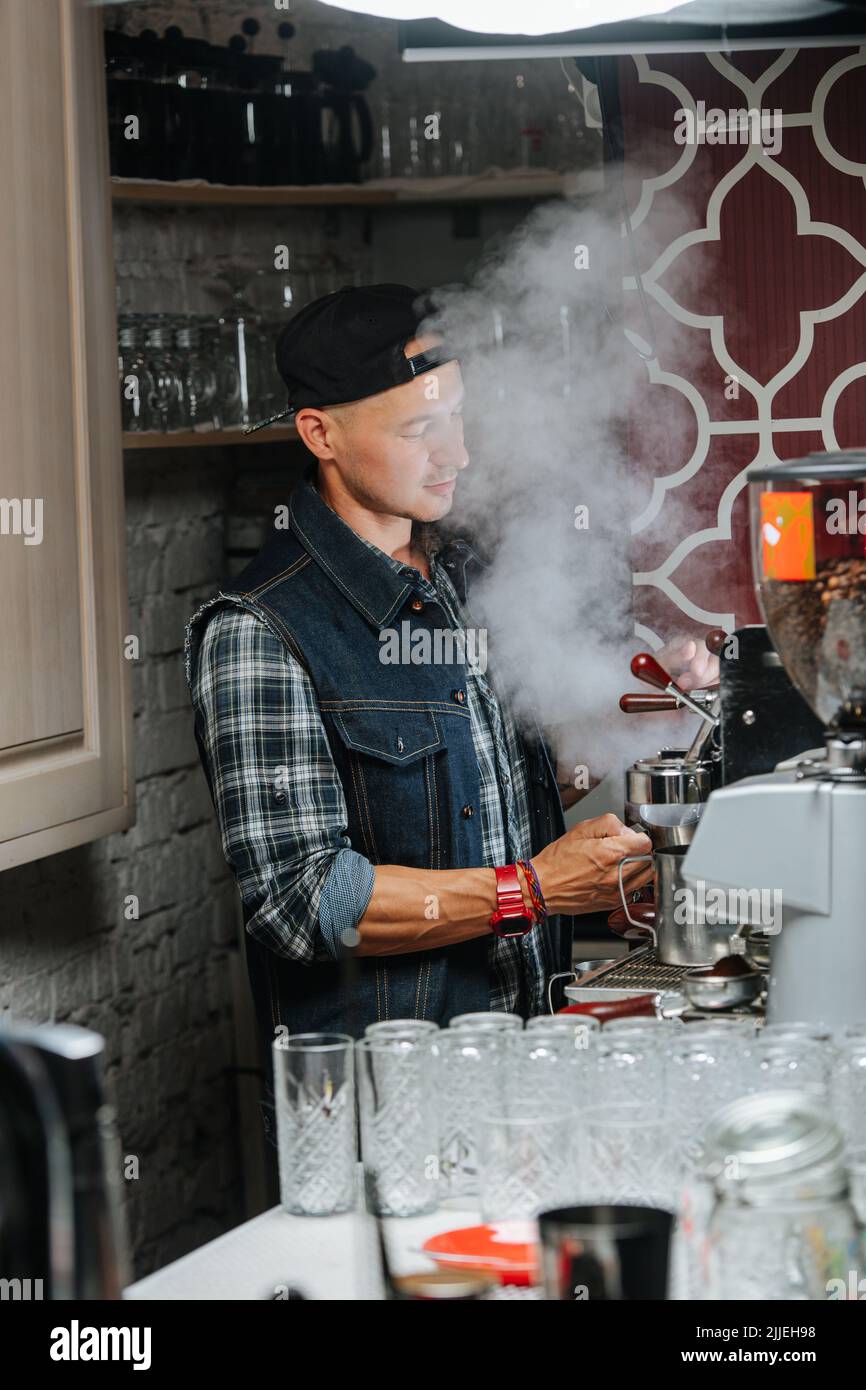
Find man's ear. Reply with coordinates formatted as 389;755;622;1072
295;408;336;461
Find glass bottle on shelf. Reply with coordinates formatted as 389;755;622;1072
217;313;277;428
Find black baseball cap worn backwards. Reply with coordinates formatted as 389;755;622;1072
244;283;457;434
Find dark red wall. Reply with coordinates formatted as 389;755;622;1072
617;46;866;643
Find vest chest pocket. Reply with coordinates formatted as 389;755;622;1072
327;707;446;868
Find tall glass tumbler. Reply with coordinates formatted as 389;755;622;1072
273;1033;356;1216
668;1026;755;1162
478;1099;576;1220
526;1014;600;1038
846;1147;866;1224
508;1026;598;1112
667;1026;755;1298
578;1102;680;1213
450;1011;523;1032
365;1019;440;1041
832;1038;866;1151
749;1037;831;1098
357;1034;439;1216
436;1029;507;1199
594;1032;669;1111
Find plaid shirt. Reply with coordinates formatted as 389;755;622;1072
190;534;548;1017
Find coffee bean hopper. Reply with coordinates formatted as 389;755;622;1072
681;451;866;1027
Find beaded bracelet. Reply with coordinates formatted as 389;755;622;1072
517;858;548;923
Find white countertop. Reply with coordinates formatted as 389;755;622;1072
124;1196;491;1301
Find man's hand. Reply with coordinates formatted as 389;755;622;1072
533;812;653;916
567;812;628;839
656;635;719;693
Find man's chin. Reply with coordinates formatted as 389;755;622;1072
416;488;456;520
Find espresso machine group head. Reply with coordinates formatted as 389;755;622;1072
683;451;866;1026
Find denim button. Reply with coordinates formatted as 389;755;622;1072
461;804;474;818
410;598;423;612
452;689;465;704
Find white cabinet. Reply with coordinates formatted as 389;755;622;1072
0;1;133;869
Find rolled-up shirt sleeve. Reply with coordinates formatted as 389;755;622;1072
191;604;375;965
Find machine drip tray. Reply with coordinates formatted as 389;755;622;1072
565;945;688;1001
564;946;765;1020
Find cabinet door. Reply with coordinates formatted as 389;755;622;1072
0;0;132;869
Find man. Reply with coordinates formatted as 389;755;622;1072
185;285;704;1145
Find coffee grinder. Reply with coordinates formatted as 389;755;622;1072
683;451;866;1025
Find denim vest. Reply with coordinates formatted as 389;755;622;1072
186;473;573;1136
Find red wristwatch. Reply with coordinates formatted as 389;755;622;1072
489;864;535;938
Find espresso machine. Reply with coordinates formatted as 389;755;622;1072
683;451;866;1027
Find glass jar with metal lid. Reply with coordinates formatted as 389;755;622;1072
142;315;185;432
174;319;220;430
118;315;155;432
700;1090;864;1300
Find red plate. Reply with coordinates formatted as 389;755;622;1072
422;1221;540;1286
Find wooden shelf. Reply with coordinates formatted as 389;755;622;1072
122;424;297;450
111;170;590;209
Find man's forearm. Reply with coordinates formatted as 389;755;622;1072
354;864;532;957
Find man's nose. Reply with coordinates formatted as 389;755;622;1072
432;425;469;471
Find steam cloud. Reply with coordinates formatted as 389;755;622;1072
422;181;711;793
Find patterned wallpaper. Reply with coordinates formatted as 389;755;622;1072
618;45;866;648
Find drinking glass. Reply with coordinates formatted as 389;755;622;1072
750;1037;831;1097
668;1026;755;1161
365;1018;440;1040
832;1038;866;1151
666;1027;756;1297
449;1011;522;1032
762;1020;835;1045
273;1033;356;1216
478;1099;576;1220
436;1029;507;1198
578;1102;680;1213
602;1016;683;1036
846;1147;866;1224
526;1013;600;1037
508;1026;598;1111
356;1033;439;1216
594;1033;668;1110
